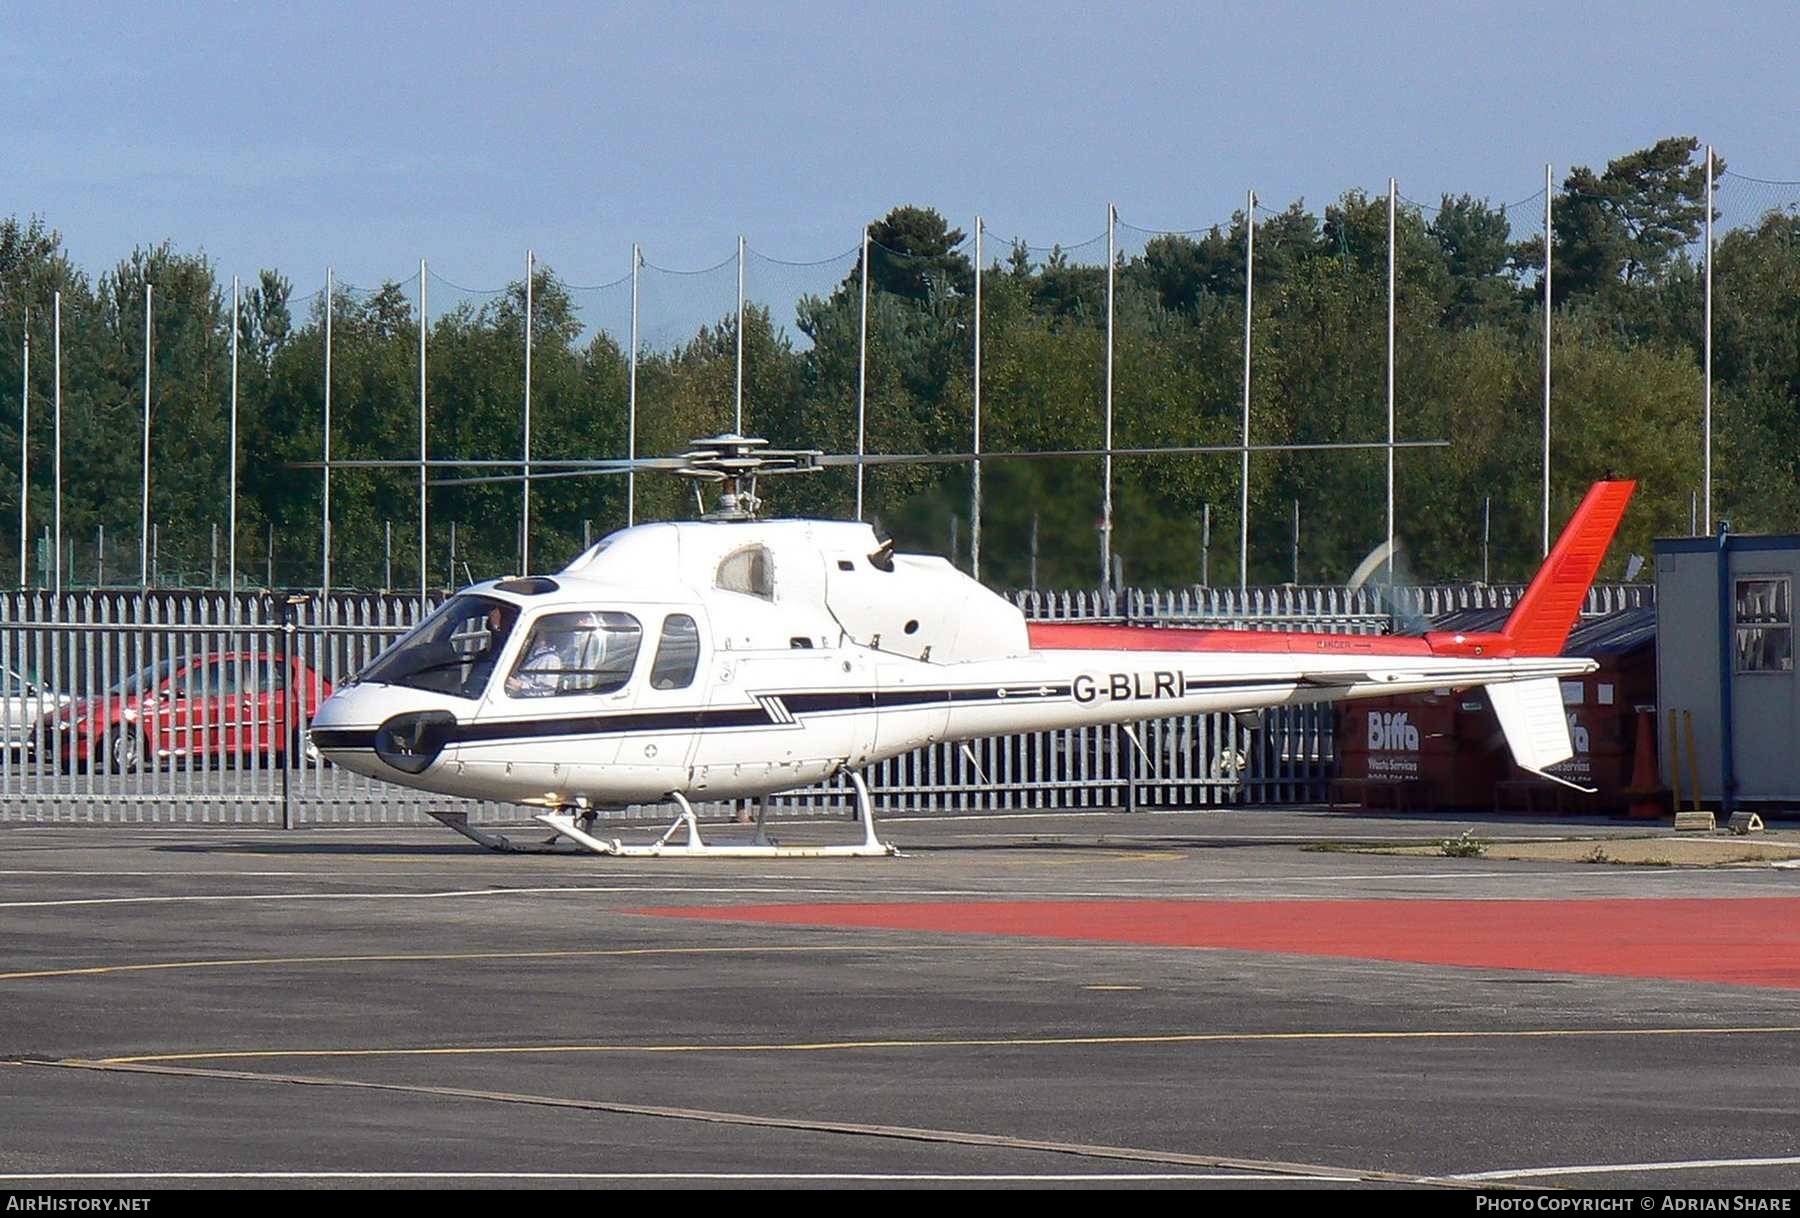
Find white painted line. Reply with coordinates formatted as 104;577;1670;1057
0;1171;1330;1183
884;811;1165;824
0;869;544;878
0;866;1772;910
0;885;791;911
1456;1155;1800;1181
940;830;1642;841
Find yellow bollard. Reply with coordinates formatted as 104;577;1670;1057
1682;710;1703;814
1666;708;1684;819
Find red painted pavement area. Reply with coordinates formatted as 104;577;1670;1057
635;898;1800;989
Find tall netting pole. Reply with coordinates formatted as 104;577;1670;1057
1704;144;1714;535
734;234;745;435
523;248;533;574
1543;163;1553;556
53;295;63;597
18;317;27;588
1102;203;1115;589
53;291;62;596
1385;178;1396;573
628;243;640;527
971;216;983;580
140;279;152;587
1239;189;1255;591
418;259;428;608
322;267;332;596
856;226;869;521
227;277;238;598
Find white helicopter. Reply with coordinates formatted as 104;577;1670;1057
308;435;1635;857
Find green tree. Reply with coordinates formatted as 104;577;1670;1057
866;206;972;301
1553;136;1720;305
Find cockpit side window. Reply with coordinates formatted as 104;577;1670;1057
504;611;643;698
648;614;701;690
354;594;516;700
715;546;774;600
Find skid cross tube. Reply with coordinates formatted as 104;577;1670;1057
532;772;897;858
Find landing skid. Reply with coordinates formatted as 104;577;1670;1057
533;772;898;858
423;809;586;854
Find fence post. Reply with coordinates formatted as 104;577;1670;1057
281;597;298;830
1029;513;1039;591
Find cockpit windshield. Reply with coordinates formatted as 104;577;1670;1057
354;594;516;699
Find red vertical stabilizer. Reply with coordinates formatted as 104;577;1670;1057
1500;480;1636;656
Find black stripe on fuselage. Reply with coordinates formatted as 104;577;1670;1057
313;671;1510;755
313;683;1077;750
309;729;379;751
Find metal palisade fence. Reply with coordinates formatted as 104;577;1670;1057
0;583;1651;825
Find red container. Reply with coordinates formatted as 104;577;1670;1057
1338;692;1496;809
1332;607;1656;814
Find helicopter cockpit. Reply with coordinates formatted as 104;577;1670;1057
352;593;519;701
349;593;702;705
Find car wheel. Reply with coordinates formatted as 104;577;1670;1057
107;724;146;775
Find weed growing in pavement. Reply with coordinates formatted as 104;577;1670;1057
1439;829;1487;859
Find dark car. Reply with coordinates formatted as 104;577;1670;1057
36;652;332;773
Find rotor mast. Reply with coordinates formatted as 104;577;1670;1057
675;434;823;521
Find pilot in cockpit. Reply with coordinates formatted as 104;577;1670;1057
507;628;567;697
465;604;518;692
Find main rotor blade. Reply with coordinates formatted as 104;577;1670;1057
289;457;682;471
428;467;638;487
818;440;1450;466
419;439;1449;488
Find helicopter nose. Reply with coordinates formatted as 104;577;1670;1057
311;686;466;778
306;688;382;776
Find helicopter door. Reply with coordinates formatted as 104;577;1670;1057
606;609;709;803
470;609;642;799
692;641;873;799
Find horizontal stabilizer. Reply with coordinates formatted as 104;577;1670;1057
1487;677;1575;775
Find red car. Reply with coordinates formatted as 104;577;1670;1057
38;652;332;773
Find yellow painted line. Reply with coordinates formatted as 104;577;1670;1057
28;1060;1429;1185
951;849;1182;868
84;1024;1800;1066
1043;849;1181;863
0;1172;1339;1183
0;942;1093;984
1085;985;1143;991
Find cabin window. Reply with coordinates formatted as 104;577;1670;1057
505;611;643;698
715;546;774;600
1735;577;1793;674
648;614;701;690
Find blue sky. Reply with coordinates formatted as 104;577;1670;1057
4;1;1795;297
